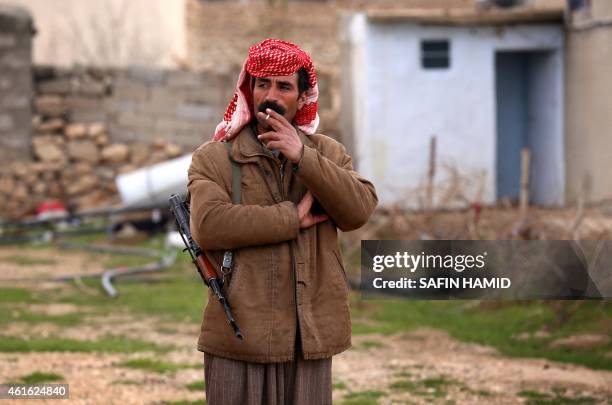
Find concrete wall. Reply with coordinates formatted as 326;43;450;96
565;0;612;204
592;0;612;19
5;0;186;68
0;3;33;162
33;66;235;151
34;65;334;152
344;15;564;207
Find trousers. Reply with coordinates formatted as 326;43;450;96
204;352;332;405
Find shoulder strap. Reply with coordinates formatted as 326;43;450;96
223;142;241;204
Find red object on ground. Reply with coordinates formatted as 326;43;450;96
36;200;67;216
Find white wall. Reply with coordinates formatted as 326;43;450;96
5;0;186;68
348;16;564;207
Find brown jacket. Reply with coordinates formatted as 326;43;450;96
187;126;377;363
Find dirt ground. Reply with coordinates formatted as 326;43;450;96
1;317;611;404
1;230;611;404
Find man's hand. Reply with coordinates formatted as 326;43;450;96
257;108;304;163
297;191;328;229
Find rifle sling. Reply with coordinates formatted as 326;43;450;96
223;141;241;205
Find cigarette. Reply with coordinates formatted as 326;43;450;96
265;114;270;120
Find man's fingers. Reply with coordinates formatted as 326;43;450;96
263;140;284;152
313;214;329;224
264;108;291;128
257;131;281;143
299;213;329;229
297;191;313;219
300;191;313;205
257;111;285;132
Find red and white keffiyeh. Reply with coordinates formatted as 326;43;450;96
213;38;319;141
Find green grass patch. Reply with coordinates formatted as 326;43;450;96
16;371;64;384
333;380;348;390
389;379;418;391
357;340;384;350
390;375;459;399
0;308;85;328
0;255;56;266
458;384;493;397
119;358;198;374
422;377;453;397
0;335;167;353
342;390;385;405
54;253;206;324
350;298;612;371
185;380;205;391
518;390;597;405
0;288;40;304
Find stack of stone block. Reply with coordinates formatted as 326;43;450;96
0;114;184;219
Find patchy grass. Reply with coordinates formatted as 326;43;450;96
0;287;41;304
517;389;597;405
15;371;64;384
342;390;386;405
0;308;85;328
350;297;612;371
422;377;454;398
185;380;205;391
333;380;348;390
118;358;199;374
0;335;167;353
390;375;460;399
356;340;384;350
390;379;418;391
0;255;56;266
52;252;206;324
0;241;201;374
458;384;493;397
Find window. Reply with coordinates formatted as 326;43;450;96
421;40;451;70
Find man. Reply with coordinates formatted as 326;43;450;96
187;38;378;404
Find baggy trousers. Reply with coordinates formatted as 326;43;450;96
204;353;332;405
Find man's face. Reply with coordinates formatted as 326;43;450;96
252;73;305;130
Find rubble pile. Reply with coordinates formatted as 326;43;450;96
0;114;184;220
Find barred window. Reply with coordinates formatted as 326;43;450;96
421;40;451;69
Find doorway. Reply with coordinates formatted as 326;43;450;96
495;50;564;205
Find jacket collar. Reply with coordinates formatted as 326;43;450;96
230;122;316;163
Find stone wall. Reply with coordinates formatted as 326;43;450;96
33;66;232;152
0;3;34;163
0;63;335;220
0;115;186;220
34;64;335;151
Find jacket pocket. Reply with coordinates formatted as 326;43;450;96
331;249;349;289
224;263;241;300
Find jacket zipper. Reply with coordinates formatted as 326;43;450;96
278;158;300;358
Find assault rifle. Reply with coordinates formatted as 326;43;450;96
169;193;243;340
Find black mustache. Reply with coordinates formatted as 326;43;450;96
257;101;286;116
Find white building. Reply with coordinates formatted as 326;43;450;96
340;7;566;208
4;0;186;68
